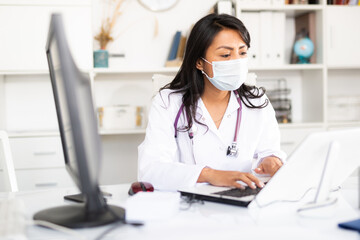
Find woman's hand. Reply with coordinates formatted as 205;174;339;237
197;167;264;189
254;156;283;177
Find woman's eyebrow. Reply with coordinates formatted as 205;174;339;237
216;45;247;50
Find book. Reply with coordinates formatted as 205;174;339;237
176;36;186;60
167;31;181;61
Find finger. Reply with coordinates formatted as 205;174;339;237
254;167;265;174
247;174;264;188
238;176;256;189
233;182;245;189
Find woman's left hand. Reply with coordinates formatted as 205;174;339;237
254;156;283;177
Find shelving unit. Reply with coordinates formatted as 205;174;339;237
0;0;359;186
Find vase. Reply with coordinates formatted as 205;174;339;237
93;49;109;68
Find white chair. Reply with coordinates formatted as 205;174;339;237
0;131;18;192
152;74;175;96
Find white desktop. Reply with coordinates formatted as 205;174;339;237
0;181;358;240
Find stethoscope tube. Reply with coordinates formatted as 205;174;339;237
174;90;242;157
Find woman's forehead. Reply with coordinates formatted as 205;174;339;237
210;29;246;49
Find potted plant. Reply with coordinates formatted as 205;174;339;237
93;0;124;68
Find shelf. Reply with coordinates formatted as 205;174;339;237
240;4;323;17
92;64;324;76
327;121;360;128
0;0;92;6
8;131;60;138
250;64;324;71
7;128;147;138
0;64;325;77
327;65;360;70
240;4;323;11
93;67;179;75
0;70;49;75
99;128;146;135
279;122;325;129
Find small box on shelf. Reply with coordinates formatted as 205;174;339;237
97;105;145;131
328;96;360;122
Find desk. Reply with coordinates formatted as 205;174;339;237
2;182;359;240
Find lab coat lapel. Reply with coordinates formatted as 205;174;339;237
223;91;241;121
197;98;222;141
197;91;240;145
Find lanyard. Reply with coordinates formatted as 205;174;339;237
174;90;242;157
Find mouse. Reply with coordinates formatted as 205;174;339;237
128;182;154;196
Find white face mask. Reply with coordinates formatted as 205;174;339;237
201;57;248;91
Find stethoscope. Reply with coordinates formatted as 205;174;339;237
174;90;242;157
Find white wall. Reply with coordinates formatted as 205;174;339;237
92;0;220;69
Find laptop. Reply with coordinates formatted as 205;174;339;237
178;128;360;208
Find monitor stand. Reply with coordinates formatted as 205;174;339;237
33;203;125;228
64;191;112;203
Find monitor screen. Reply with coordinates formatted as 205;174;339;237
33;13;125;228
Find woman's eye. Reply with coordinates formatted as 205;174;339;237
221;54;230;58
241;52;247;56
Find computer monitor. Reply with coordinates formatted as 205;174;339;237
33;14;125;228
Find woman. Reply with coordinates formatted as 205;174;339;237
138;13;286;191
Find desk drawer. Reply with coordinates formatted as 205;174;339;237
16;168;73;191
10;137;64;169
280;127;324;155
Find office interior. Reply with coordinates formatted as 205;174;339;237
0;0;359;239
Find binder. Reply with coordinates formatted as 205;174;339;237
258;0;272;5
272;12;286;65
216;1;234;15
236;0;260;7
260;11;273;66
272;0;285;5
239;12;261;67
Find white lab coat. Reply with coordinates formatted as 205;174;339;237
138;89;286;191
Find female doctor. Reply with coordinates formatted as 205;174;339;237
138;13;286;191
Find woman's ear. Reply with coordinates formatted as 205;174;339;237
196;58;204;71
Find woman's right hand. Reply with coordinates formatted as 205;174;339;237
197;167;264;189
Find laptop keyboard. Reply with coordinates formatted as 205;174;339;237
212;186;263;198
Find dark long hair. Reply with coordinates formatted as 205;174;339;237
161;13;268;131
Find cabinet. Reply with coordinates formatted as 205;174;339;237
0;0;92;190
1;0;359;186
8;135;73;191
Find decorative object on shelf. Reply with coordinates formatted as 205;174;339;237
266;78;292;124
293;37;314;64
94;0;125;68
291;12;316;64
94;49;109;68
138;0;179;12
